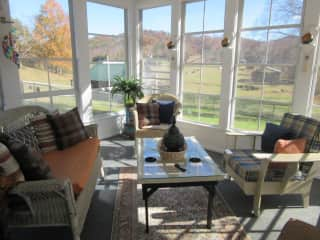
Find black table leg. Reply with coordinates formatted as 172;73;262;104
142;185;149;233
205;183;216;229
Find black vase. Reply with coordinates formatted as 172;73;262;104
162;117;185;152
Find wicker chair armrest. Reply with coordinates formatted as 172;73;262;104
85;123;98;138
10;179;77;216
252;152;320;163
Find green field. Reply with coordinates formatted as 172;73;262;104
19;62;295;130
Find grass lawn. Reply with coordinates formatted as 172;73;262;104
19;62;294;130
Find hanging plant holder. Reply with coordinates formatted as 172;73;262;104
2;30;20;68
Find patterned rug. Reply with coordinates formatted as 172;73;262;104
111;167;250;240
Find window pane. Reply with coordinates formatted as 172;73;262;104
142;5;171;93
87;2;124;35
88;35;126;62
313;66;320;106
20;59;49;94
270;0;303;26
48;60;74;90
204;0;225;31
261;102;290;128
312;106;320;119
23;97;51;109
185;1;204;33
202;66;222;95
204;33;224;64
234;99;261;131
236;66;263;99
184;34;202;64
239;30;268;64
87;3;127;115
242;0;271;28
52;95;76;111
262;66;295;102
268;28;300;65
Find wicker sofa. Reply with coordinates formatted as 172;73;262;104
0;105;102;239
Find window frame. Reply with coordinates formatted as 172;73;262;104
86;1;129;116
179;0;226;126
230;0;306;131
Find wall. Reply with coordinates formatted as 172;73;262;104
0;0;22;109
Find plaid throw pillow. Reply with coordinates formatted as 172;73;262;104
136;103;160;128
0;142;25;189
31;112;58;153
49;108;88;149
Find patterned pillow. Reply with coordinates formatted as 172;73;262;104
7;125;41;153
136;103;160;128
6;141;52;181
0;142;25;189
48;108;88;149
31;112;58;153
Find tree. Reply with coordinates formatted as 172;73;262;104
32;0;72;72
12;19;33;58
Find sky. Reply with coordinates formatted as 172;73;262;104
9;0;303;37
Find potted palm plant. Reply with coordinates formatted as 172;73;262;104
111;75;144;137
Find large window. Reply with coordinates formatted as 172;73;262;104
87;2;127;116
233;0;304;131
181;0;225;125
10;0;76;111
141;5;171;95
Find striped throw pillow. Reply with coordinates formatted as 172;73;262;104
31;112;58;153
0;142;25;189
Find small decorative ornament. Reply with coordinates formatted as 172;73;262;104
2;29;20;68
221;37;231;47
301;32;313;44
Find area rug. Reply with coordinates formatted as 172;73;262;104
111;167;250;240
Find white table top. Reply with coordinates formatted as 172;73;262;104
136;137;226;184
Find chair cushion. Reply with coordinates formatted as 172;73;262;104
48;108;88;150
156;100;174;124
0;142;25;189
226;149;286;182
43;138;100;195
261;123;293;152
136;103;160;128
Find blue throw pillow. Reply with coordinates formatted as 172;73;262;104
156;100;175;124
261;123;293;152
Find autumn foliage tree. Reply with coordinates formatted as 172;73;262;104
32;0;72;72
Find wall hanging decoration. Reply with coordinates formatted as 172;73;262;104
2;29;20;67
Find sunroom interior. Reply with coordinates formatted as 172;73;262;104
1;0;320;239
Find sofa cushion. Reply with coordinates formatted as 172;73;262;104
156;100;174;124
31;112;58;153
6;140;52;181
226;149;286;182
49;108;88;150
141;124;170;130
261;123;293;152
136;103;160;128
42;138;100;195
0;142;25;189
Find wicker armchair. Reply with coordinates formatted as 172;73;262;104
224;113;320;216
133;93;182;138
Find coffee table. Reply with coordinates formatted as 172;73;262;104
136;136;226;233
